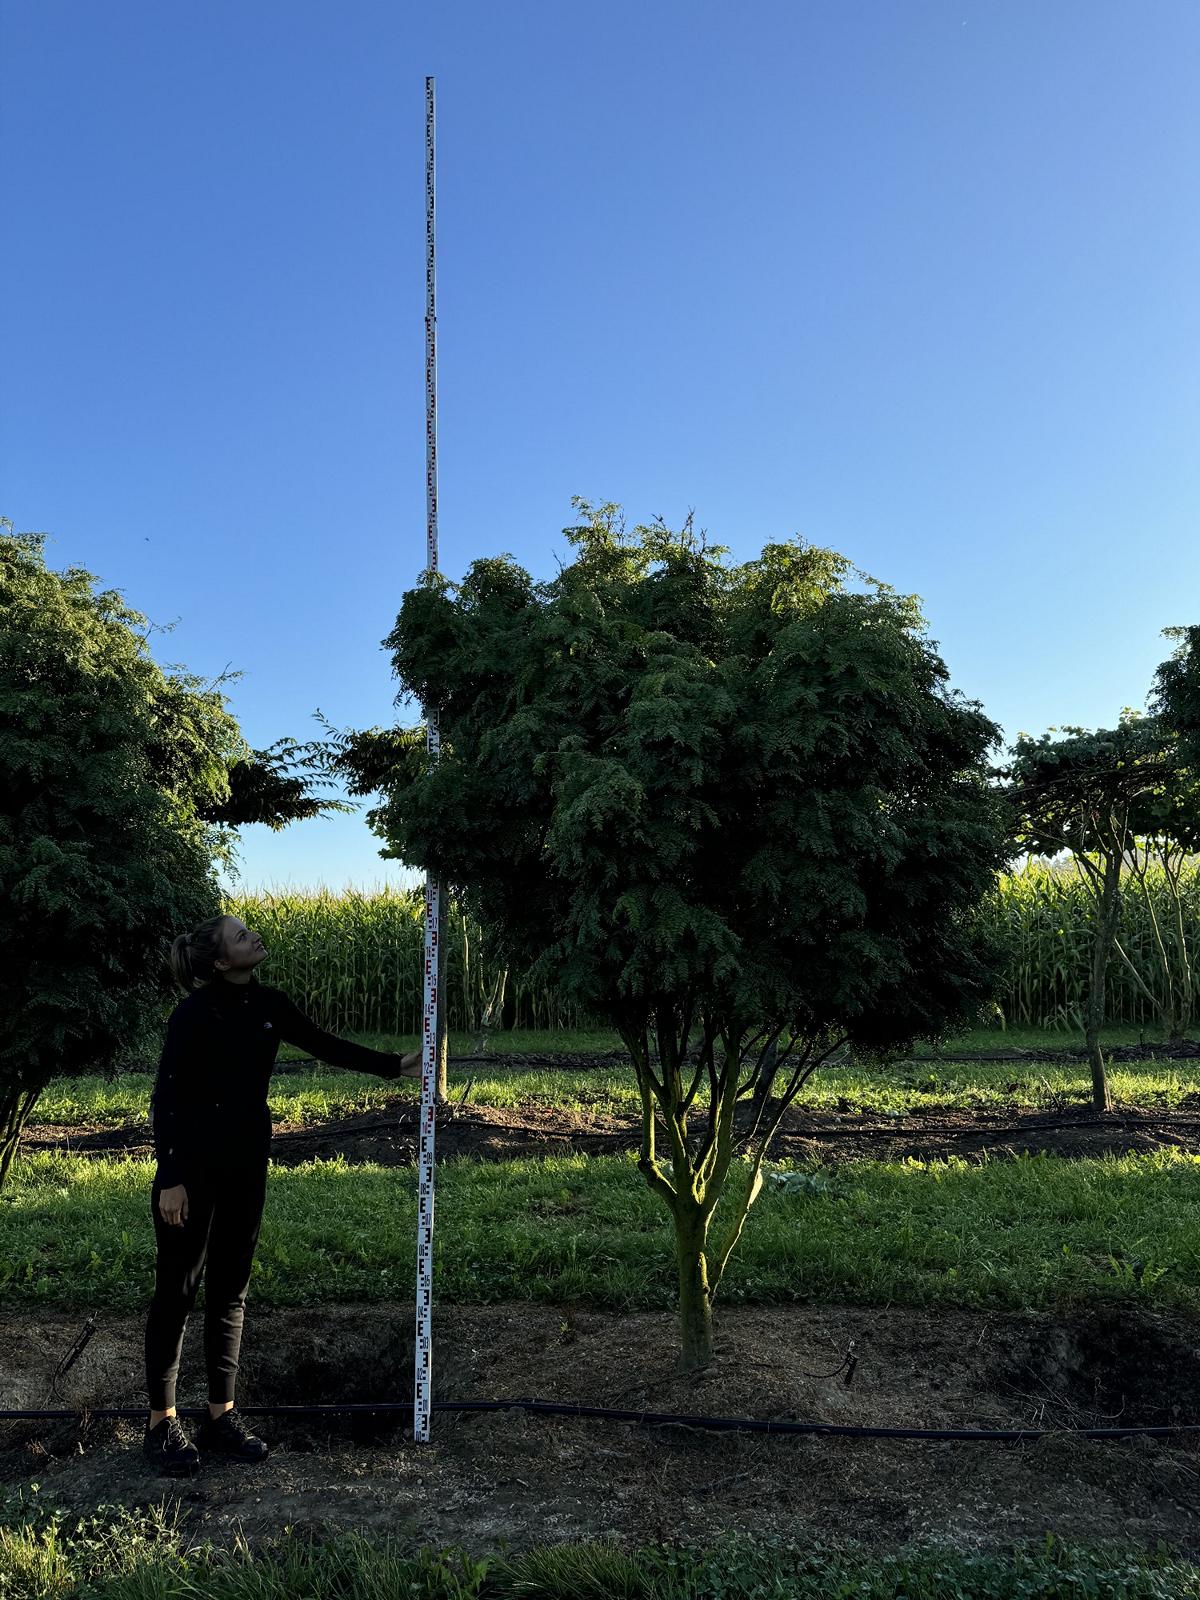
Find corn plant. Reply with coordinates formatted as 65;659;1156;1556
225;886;592;1036
225;861;1200;1047
989;857;1200;1032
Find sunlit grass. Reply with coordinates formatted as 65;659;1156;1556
4;1147;1200;1314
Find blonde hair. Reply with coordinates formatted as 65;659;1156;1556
169;916;229;992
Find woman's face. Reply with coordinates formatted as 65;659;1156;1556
213;916;268;978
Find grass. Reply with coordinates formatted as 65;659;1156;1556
30;1039;1200;1130
4;1147;1200;1314
1;1497;1197;1600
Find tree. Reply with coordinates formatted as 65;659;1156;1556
1153;626;1200;768
0;521;349;1187
1146;625;1200;1037
1000;714;1200;1110
332;499;1011;1368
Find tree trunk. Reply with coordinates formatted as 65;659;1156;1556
675;1205;714;1370
0;1085;41;1194
1084;1024;1111;1114
470;967;508;1059
1085;856;1121;1114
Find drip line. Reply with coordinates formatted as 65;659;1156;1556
3;1397;1195;1442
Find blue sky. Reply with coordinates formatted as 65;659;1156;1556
3;1;1198;896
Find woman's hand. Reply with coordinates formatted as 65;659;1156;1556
396;1049;423;1080
158;1184;189;1227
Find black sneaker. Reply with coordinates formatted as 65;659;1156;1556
143;1416;200;1476
195;1408;269;1462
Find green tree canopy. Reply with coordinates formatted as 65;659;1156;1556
0;520;348;1185
1003;717;1194;865
1153;625;1200;771
333;499;1012;1365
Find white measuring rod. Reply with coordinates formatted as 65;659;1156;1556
414;72;440;1445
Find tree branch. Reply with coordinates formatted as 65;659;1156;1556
681;1017;716;1113
741;1031;848;1160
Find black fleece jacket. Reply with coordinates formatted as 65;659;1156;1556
150;974;409;1186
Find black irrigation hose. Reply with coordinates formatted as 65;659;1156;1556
2;1397;1198;1441
0;1319;1186;1440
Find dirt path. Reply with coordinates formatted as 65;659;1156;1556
22;1095;1200;1168
4;1303;1200;1555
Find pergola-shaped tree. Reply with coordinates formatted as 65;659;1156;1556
1146;626;1200;1037
1000;714;1200;1109
341;501;1010;1367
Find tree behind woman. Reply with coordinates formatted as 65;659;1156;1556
0;519;347;1187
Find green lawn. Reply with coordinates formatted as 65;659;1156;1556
4;1147;1199;1314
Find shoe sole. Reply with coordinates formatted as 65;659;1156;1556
196;1428;269;1462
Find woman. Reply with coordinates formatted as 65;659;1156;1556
143;913;423;1476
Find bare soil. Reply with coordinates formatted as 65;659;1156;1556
4;1303;1200;1555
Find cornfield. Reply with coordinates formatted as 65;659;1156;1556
986;857;1200;1032
224;887;592;1037
226;860;1200;1038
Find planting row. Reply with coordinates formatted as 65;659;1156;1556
28;1050;1200;1131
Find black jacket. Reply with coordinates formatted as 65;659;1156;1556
150;974;408;1186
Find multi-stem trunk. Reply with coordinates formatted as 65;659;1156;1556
625;1019;717;1370
469;968;508;1058
623;1015;834;1372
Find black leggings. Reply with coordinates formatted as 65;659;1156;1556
145;1158;268;1412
